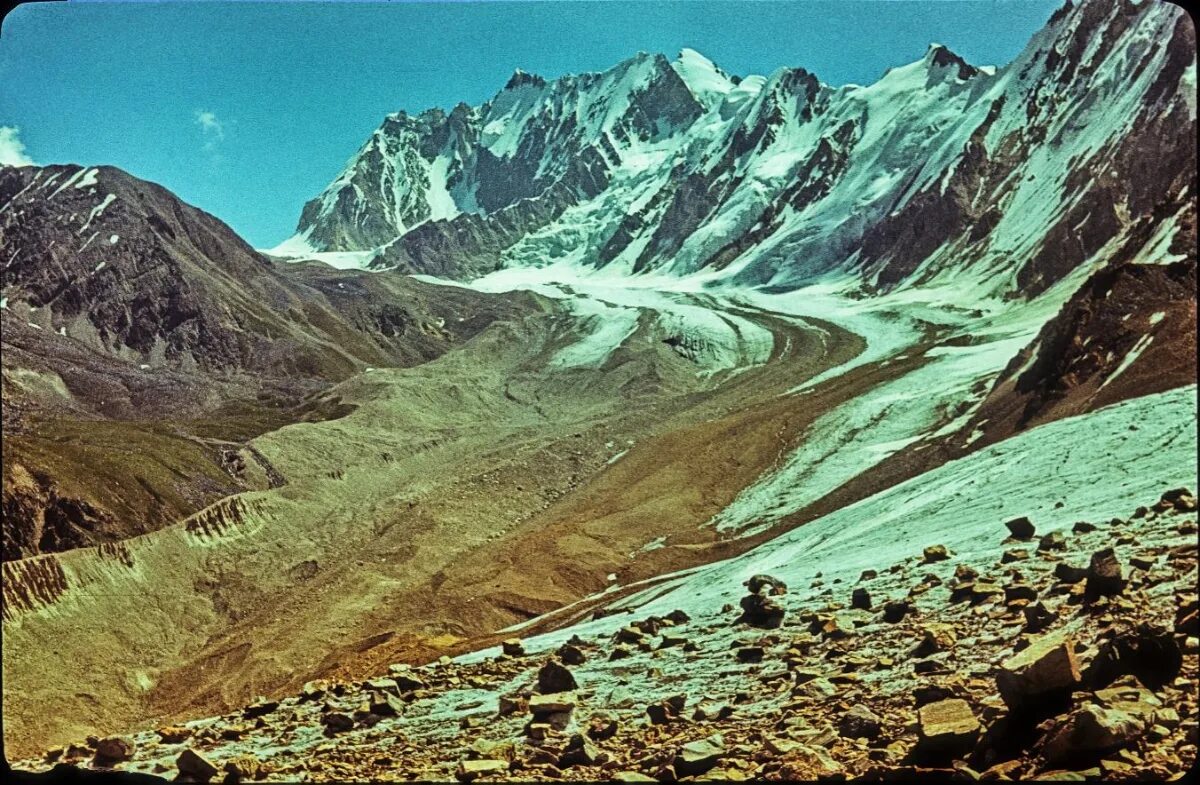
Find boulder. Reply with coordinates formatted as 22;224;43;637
369;691;405;717
93;736;134;763
1038;532;1067;552
587;713;619;740
794;677;839;700
914;657;949;675
851;587;872;610
558;734;602;768
736;646;764;663
1176;598;1199;636
155;726;192;744
736;592;785;629
498;694;523;716
633;616;666;636
1054;563;1088;584
1086;623;1181;690
615;625;645;644
922;545;951;563
1161;487;1196;511
456;759;509;782
557;643;587;665
1085;549;1126;601
745;574;787;595
501;638;526;657
223;756;267;782
537;660;578;694
394;672;427;692
647;702;674;725
300;679;330;700
529;692;576;715
692;701;733;721
838;705;882;740
912;624;957;657
1041;705;1149;764
916;699;980;757
776;744;844;780
675;734;725;777
966;581;1004;604
321;712;354;733
177;748;220;782
364;677;398;693
996;628;1081;707
883;600;911;623
1023;602;1057;633
219;723;252;741
1005;584;1038;603
913;683;959;707
1128;554;1156;571
659;632;689;649
1005;517;1036;540
243;696;279;719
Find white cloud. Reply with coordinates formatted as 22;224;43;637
194;109;225;150
0;126;35;167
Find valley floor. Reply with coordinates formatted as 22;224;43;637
3;268;1197;781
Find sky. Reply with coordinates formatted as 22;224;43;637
0;0;1062;247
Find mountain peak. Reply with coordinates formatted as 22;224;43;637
672;47;735;108
677;47;714;67
504;68;546;91
923;43;980;79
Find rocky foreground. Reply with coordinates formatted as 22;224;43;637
16;489;1199;782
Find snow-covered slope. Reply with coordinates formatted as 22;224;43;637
281;0;1195;302
494;382;1198;649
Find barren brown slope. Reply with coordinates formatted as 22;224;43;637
1;285;859;758
1;165;534;561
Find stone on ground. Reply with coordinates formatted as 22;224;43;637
996;628;1081;706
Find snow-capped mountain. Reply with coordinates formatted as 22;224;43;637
3;0;1197;771
282;0;1195;297
287;50;705;256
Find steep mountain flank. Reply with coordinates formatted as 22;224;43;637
956;259;1198;450
0;164;500;377
291;52;703;254
0;164;534;560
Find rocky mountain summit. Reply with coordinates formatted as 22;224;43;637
18;490;1197;781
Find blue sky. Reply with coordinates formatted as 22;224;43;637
1;0;1061;247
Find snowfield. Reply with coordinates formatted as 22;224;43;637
478;383;1198;654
